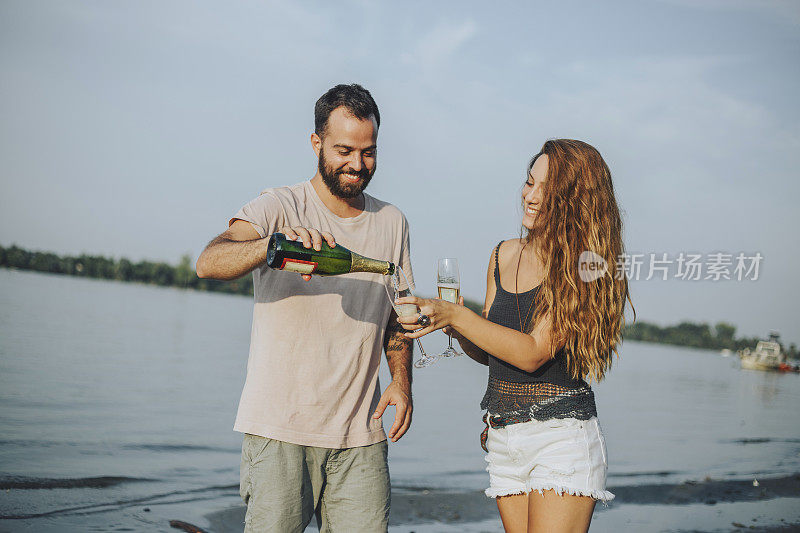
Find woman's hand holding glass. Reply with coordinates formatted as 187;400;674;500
395;295;463;340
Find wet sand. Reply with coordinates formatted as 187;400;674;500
201;473;800;532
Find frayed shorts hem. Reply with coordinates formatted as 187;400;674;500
485;484;615;503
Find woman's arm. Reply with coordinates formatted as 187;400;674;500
397;299;558;373
446;299;489;366
454;305;557;373
396;246;562;373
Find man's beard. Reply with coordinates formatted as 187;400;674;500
318;150;374;199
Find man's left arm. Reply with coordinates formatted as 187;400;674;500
373;293;413;442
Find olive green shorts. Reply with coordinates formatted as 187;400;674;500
239;434;390;532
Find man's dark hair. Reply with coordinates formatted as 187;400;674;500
314;84;380;138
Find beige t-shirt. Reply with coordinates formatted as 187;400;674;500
230;180;415;448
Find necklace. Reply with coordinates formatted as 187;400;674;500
515;241;537;333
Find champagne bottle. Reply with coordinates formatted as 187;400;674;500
266;233;395;276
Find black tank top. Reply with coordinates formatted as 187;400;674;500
479;241;598;421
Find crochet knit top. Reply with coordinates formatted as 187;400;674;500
479;242;598;421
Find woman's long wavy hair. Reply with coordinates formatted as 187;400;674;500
524;139;634;382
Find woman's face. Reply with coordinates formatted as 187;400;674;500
521;154;548;230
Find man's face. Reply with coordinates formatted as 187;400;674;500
314;107;378;199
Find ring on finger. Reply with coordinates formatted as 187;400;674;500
417;314;431;327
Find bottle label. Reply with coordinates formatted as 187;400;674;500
280;258;318;274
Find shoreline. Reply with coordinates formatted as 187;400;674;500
202;473;800;532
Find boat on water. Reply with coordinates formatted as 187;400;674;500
738;333;787;371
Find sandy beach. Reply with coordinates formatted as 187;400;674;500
202;473;800;532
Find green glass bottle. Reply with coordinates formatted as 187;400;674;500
266;233;395;276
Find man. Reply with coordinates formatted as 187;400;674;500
196;83;414;532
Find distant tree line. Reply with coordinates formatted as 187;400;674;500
458;299;799;358
2;243;796;358
622;321;798;358
0;244;253;296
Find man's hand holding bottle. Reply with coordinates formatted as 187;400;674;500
277;226;336;280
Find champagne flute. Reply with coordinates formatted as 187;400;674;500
384;267;438;368
436;258;463;357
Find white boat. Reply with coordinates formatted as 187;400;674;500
739;333;786;371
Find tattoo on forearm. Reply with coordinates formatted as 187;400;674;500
384;329;412;384
385;330;411;352
384;301;413;383
386;339;408;351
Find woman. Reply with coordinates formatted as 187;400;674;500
396;139;633;532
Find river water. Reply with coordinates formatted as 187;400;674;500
1;268;798;532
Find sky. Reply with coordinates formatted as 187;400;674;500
1;0;799;344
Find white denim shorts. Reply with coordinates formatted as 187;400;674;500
484;415;614;502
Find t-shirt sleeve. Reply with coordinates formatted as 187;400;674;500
229;191;286;239
398;214;415;293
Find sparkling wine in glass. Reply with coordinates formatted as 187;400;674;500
437;258;463;357
384;267;438;368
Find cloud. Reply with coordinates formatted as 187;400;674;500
401;19;477;69
487;52;800;257
539;54;796;181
